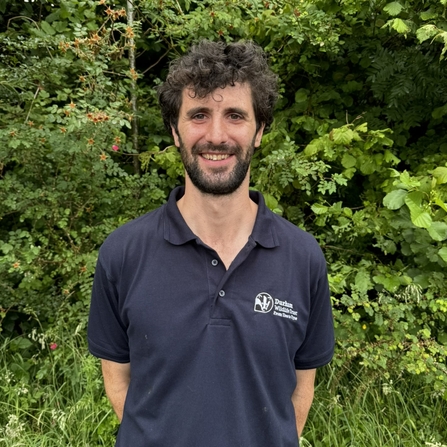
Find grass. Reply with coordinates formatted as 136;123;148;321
304;366;447;447
1;328;446;446
0;329;118;446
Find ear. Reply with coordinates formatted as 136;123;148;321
254;123;265;148
171;125;180;147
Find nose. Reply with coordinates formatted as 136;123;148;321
205;118;228;145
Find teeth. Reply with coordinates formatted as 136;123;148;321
202;154;230;161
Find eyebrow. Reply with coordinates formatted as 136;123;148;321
226;107;249;118
185;107;249;119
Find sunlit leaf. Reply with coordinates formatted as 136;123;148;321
311;203;329;215
427;221;447;241
384;2;403;16
439;247;447;262
383;189;407;210
433;166;447;184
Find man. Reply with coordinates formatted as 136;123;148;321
88;40;334;447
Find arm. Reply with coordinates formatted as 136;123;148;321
292;368;316;438
101;359;131;422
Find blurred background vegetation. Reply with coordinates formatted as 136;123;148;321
0;0;446;444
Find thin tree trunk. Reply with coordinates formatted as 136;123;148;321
127;0;141;175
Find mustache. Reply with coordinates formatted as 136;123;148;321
191;143;241;155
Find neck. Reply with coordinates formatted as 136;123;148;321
177;178;258;268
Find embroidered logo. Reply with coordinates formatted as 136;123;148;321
254;292;298;321
254;292;274;313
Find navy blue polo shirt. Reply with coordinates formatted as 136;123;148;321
88;186;334;447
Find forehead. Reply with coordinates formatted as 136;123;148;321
180;82;254;113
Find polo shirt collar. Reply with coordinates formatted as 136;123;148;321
164;187;197;245
248;189;278;248
164;186;279;248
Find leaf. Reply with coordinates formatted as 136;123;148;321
341;153;356;169
1;243;14;254
332;127;356;145
264;193;278;211
383;189;407;210
375;312;384;326
390;18;410;34
40;21;56;36
380;137;394;147
432;103;447;119
420;10;438;21
412;210;432;228
311;203;329;215
405;190;423;208
433;166;447;184
380;239;397;254
10;337;33;351
439;247;447;263
373;274;401;292
427;221;447;241
384;150;400;165
399;171;420;189
343;96;353;107
46;11;61;22
440;32;447;60
405;192;432;228
343;167;357;179
304;139;323;157
384;2;403;16
355;270;373;294
295;89;308;103
355;123;368;133
434;196;447;212
359;158;376;175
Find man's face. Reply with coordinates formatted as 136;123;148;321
172;83;264;196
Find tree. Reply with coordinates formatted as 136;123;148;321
1;0;446;398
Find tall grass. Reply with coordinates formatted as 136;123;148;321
0;327;118;446
1;326;446;446
304;366;447;447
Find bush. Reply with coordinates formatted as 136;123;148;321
1;0;446;428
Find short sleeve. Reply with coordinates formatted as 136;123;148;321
294;256;334;369
88;256;130;363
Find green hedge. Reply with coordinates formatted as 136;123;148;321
0;0;446;397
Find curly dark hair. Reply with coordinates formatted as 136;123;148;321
157;40;279;133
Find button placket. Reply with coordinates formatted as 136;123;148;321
213;240;257;305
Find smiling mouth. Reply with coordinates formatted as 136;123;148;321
201;153;231;161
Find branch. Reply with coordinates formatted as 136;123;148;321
24;85;41;124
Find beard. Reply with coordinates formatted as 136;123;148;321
178;137;256;196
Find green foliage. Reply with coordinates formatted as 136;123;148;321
0;324;118;445
1;334;445;445
1;0;447;441
0;1;172;332
304;365;447;446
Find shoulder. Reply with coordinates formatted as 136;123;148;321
270;212;325;259
273;213;320;247
98;205;165;267
252;190;323;259
264;211;328;283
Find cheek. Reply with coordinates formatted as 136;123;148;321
176;126;203;148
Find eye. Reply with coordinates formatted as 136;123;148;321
192;113;206;120
229;113;242;120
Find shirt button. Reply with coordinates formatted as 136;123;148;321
219;290;225;297
211;259;218;266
